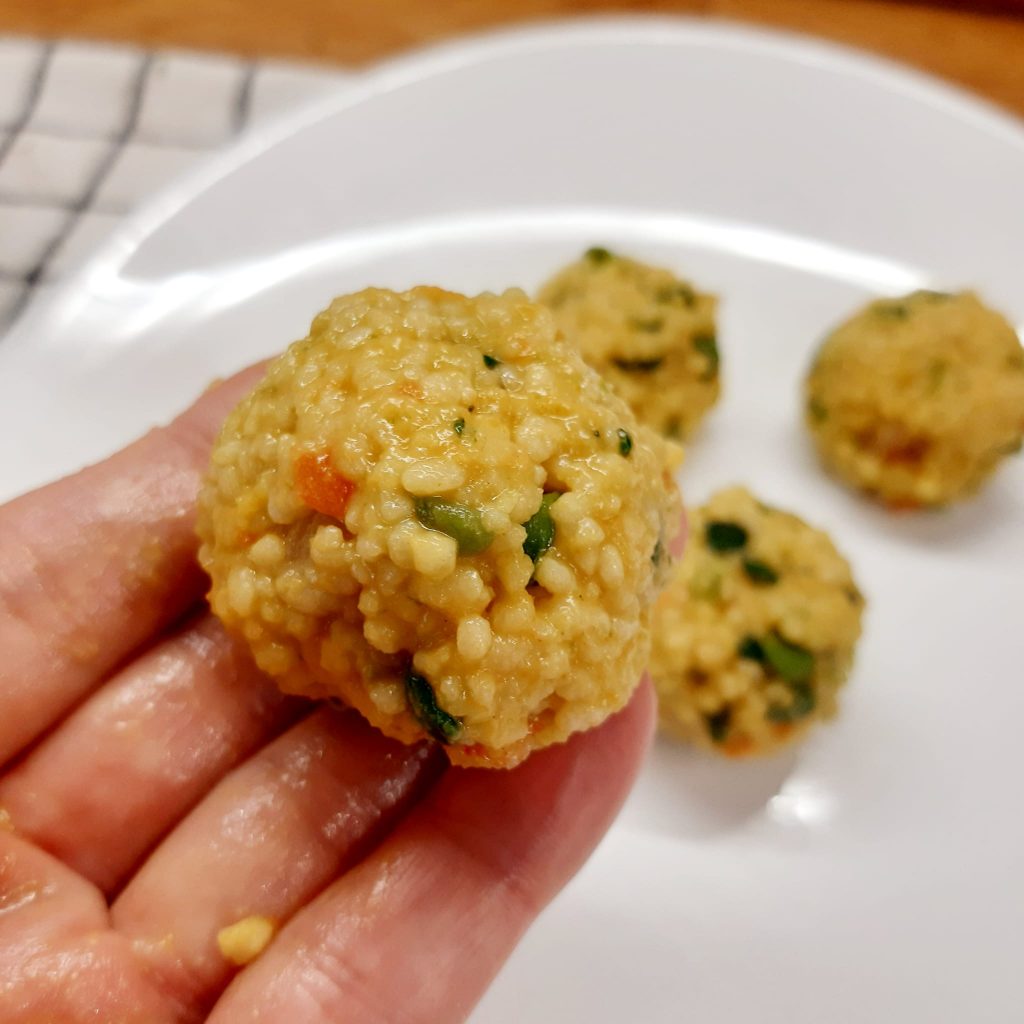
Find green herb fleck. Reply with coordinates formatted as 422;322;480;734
877;301;909;320
706;709;731;744
694;334;719;380
999;437;1023;456
766;681;816;723
585;246;614;264
482;353;500;368
844;584;864;605
742;558;779;585
628;316;664;333
612;356;664;373
617;428;633;457
651;539;665;567
405;669;462;743
926;360;948;394
705;520;748;553
523;492;559;564
807;396;829;424
761;632;815;685
453;417;465;435
414;497;494;555
915;289;953;302
655;283;696;307
738;636;765;662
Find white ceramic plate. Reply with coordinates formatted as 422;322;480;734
2;18;1022;1022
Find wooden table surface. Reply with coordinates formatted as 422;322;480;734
3;0;1023;117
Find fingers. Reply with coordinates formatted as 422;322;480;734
0;830;169;1023
112;708;443;1021
207;681;655;1024
0;614;298;894
0;364;266;767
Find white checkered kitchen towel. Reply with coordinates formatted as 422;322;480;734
0;37;351;332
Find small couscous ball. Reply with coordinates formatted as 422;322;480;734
804;290;1024;509
198;286;682;769
537;248;720;439
650;487;864;757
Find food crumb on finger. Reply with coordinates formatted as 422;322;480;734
217;915;278;966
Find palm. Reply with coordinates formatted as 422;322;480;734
0;367;653;1023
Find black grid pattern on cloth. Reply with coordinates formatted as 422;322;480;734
0;40;347;336
0;41;256;332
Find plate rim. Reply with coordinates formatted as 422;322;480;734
5;13;1024;354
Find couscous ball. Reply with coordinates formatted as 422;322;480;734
538;248;720;439
650;487;863;757
197;286;682;768
804;290;1024;509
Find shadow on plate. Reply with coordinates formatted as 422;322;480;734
793;428;1022;552
856;480;1020;550
622;734;798;841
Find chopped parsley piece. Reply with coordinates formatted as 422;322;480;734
651;538;665;567
807;396;828;423
706;709;731;744
761;632;815;685
612;356;664;373
523;492;559;563
738;636;765;662
926;360;948;394
705;520;748;552
628;316;664;333
617;428;633;457
655;283;696;307
742;558;779;585
877;301;909;319
693;334;719;380
766;681;816;723
414;497;494;555
482;353;500;368
405;669;462;743
585;246;614;264
453;418;465;435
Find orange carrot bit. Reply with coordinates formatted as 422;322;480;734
723;734;755;758
452;742;507;767
884;497;923;513
294;451;355;521
882;436;930;466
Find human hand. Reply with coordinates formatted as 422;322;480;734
0;367;655;1023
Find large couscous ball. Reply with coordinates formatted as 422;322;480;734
198;287;682;768
650;487;863;757
537;248;720;439
804;290;1024;509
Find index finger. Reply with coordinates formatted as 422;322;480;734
207;681;656;1024
0;363;265;767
